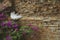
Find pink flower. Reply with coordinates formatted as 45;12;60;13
7;21;12;27
28;24;32;26
13;24;18;29
0;13;6;20
6;35;12;40
31;26;39;31
28;24;39;31
1;22;6;27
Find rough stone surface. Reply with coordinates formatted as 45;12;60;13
1;0;60;40
14;0;60;40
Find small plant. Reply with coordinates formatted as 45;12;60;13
0;13;39;40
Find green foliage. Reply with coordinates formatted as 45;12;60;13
0;13;39;40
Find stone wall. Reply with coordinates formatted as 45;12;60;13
0;0;11;11
14;0;60;40
15;0;60;17
19;16;59;40
1;0;60;40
